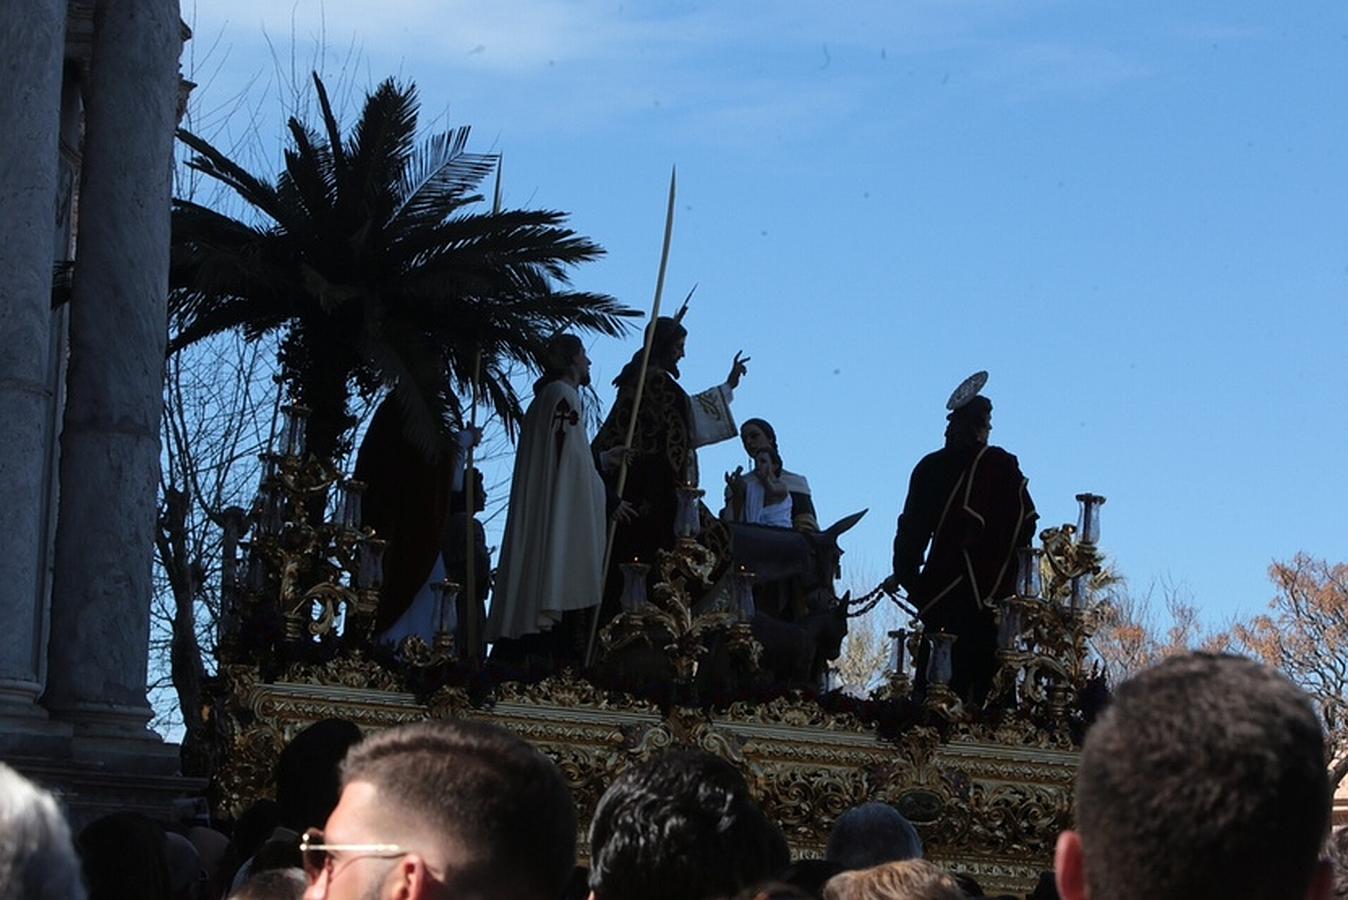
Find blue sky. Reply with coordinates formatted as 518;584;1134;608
183;0;1347;625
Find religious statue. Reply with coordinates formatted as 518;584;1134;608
723;417;818;531
591;313;748;617
355;397;478;637
883;372;1038;705
486;334;632;665
376;465;489;656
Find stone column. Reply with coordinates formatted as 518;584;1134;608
0;0;65;739
42;0;183;761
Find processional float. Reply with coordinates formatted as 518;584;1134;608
205;174;1113;895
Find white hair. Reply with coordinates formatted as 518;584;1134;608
0;763;87;900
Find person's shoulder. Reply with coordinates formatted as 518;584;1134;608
781;469;811;494
540;380;579;402
979;444;1028;475
983;444;1021;464
913;447;949;469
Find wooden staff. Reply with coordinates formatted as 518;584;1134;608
584;166;677;668
463;154;503;664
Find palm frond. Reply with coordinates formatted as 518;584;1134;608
344;78;419;226
176;128;285;226
278;118;336;228
167;290;291;355
475;358;526;439
390;127;496;227
171;199;272;256
311;72;348;185
357;315;461;458
395;209;606;277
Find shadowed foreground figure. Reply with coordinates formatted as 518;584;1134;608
588;749;789;900
1055;653;1333;900
79;812;172;900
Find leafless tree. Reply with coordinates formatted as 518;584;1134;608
149;334;275;754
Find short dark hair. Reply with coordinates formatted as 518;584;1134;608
589;749;790;900
825;802;923;870
342;720;577;900
1074;653;1329;900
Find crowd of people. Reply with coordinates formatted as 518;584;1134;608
1;652;1344;900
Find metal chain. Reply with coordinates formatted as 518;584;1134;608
843;584;920;619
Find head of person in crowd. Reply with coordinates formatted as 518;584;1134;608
0;763;87;900
222;799;282;882
821;859;964;900
164;830;205;900
825;802;924;872
303;719;576;900
588;748;790;900
780;859;845;899
275;718;363;834
186;826;231;900
229;867;308;900
1055;652;1333;900
79;811;172;900
1327;827;1348;900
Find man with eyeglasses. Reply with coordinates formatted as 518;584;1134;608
301;720;577;900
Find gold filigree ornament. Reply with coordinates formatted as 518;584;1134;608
599;544;763;683
280;653;400;692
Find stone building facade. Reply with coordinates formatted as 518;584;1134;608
0;0;197;822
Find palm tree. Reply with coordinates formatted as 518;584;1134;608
169;72;636;466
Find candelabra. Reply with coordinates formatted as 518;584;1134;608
986;493;1109;723
219;404;388;665
599;542;761;685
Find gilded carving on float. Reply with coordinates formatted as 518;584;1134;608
210;666;1079;892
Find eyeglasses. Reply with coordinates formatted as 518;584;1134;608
299;827;408;886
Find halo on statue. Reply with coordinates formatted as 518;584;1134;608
946;370;988;411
